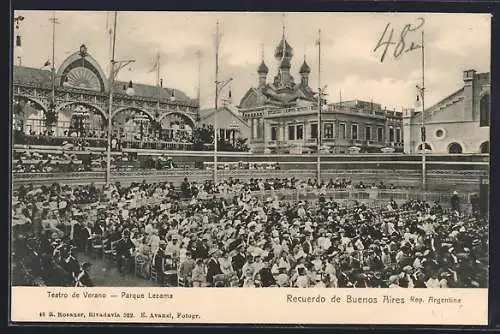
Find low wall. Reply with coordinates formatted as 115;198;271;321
12;167;486;192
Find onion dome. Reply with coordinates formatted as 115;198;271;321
279;58;291;70
299;60;311;74
257;60;269;74
274;38;294;60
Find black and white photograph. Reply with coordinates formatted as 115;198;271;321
11;11;490;293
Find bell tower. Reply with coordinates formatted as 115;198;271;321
299;55;311;87
257;42;268;88
273;18;294;88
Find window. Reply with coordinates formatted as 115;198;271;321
389;127;394;142
480;141;489;153
365;126;371;141
395;128;401;142
377;127;383;142
480;94;490;127
310;123;318;139
252;119;258;138
479;141;490;153
296;125;304;140
271;126;278;141
219;129;224;140
448;142;463;154
418;143;432;151
288;125;295;140
340;123;346;140
351;124;358;140
324;123;334;139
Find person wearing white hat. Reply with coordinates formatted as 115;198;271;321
293;266;310;288
388;275;400;288
425;272;440;288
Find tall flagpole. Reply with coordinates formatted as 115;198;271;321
48;12;59;132
196;50;202;121
106;11;118;184
49;12;58;109
14;16;24;66
156;52;161;138
316;29;322;181
420;30;426;192
214;21;220;185
156;52;161;87
105;11;135;184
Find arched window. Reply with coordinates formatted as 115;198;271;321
480;94;490;127
448;142;463;154
480;141;489;153
417;143;432;151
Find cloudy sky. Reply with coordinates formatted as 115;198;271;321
13;11;490;110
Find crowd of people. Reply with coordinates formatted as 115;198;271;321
13;148;187;173
14;121;249;152
177;177;399;198
11;177;486;289
13;150;88;173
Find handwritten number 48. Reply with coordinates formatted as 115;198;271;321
374;17;425;63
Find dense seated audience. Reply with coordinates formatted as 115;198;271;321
14;122;249;152
11;178;486;289
12;149;184;173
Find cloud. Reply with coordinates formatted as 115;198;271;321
14;11;490;110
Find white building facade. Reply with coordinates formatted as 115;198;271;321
403;69;490;154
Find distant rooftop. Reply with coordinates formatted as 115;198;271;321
13;65;197;106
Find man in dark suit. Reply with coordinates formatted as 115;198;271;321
451;191;460;212
60;245;80;281
206;249;223;286
231;245;246;277
48;253;75;287
76;262;94;287
153;240;167;284
258;262;276;287
193;237;209;260
116;229;135;275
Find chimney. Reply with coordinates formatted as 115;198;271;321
463;69;476;121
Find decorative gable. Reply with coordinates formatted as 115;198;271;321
239;89;263;109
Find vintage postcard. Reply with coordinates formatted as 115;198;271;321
10;11;490;325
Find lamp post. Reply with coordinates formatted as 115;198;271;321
48;12;59;129
14;15;24;66
316;86;327;180
105;11;135;184
213;20;233;185
315;29;327;181
416;30;426;193
213;78;232;184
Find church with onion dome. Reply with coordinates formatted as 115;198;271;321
238;29;319;154
239;31;316;110
238;28;405;154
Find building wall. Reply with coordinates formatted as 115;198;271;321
246;103;403;153
200;107;251;141
404;119;489;154
403;70;490;154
